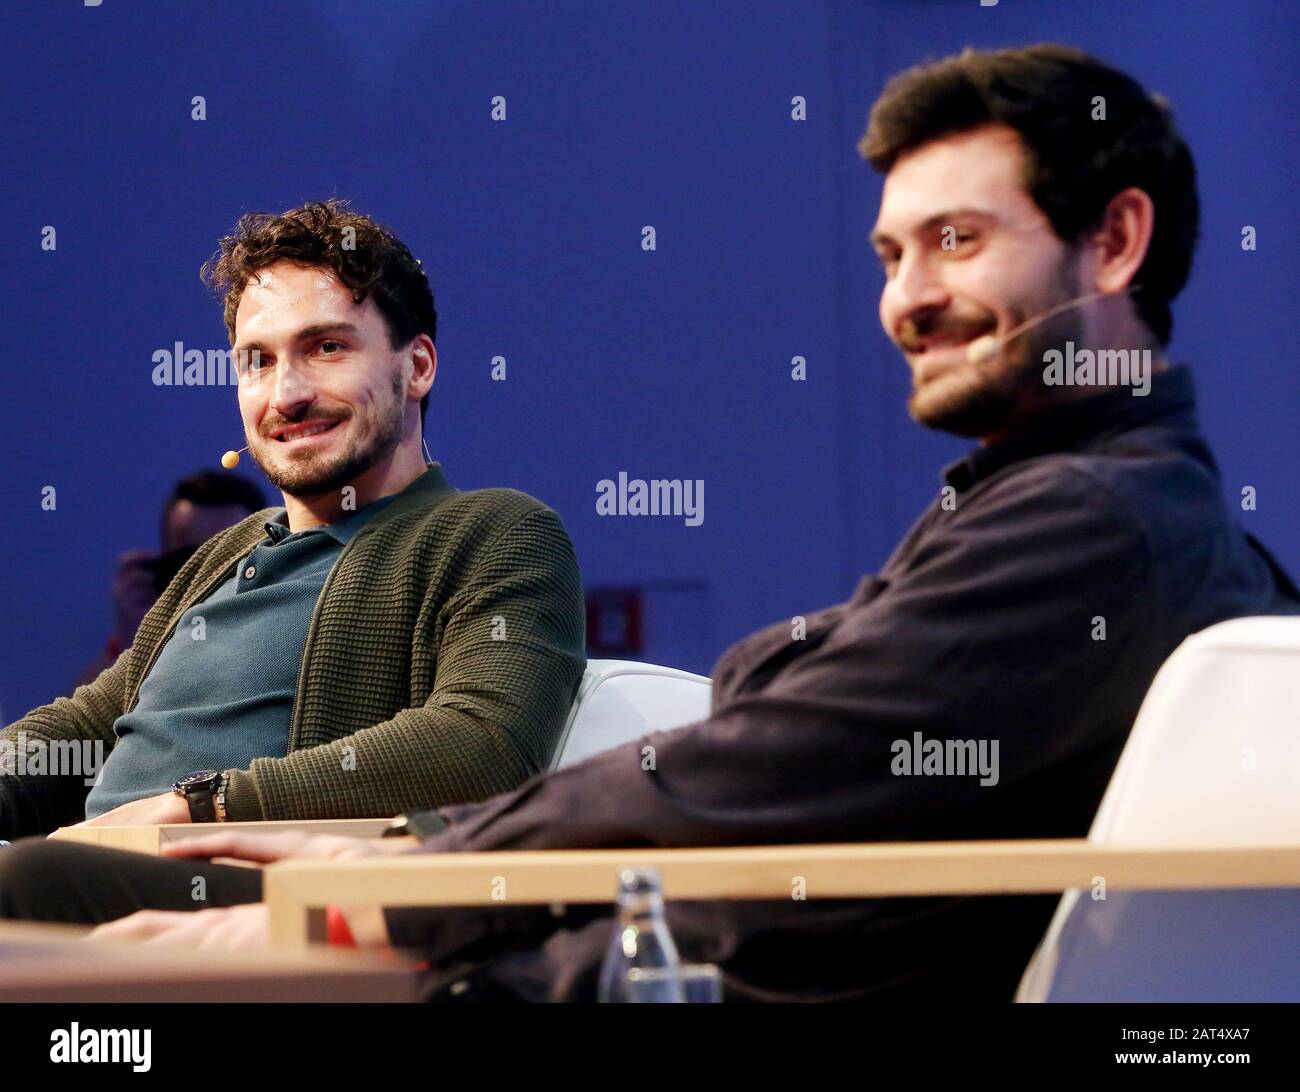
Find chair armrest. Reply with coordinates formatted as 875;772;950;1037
264;838;1300;947
48;817;394;856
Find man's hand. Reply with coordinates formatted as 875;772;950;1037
89;905;270;949
82;831;417;950
77;790;190;827
87;901;393;950
159;830;419;864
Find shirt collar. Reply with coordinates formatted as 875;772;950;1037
261;462;454;545
942;364;1199;493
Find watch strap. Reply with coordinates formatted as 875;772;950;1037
185;784;219;823
213;773;228;822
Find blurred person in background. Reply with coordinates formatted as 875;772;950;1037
75;471;267;687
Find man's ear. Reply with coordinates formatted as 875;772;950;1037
407;336;437;403
1087;186;1155;295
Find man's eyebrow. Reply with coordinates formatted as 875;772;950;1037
869;207;1000;249
234;321;361;354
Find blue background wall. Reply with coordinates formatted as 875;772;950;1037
2;0;1296;719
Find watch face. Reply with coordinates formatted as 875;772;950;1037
176;770;219;790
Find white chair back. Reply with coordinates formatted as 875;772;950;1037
551;659;712;770
1018;616;1300;1001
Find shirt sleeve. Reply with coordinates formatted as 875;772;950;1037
385;465;1161;961
0;657;130;838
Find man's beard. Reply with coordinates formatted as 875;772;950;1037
251;377;406;499
906;261;1084;439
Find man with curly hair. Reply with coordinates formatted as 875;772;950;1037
0;202;587;916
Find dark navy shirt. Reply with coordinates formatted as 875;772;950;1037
85;493;397;817
383;365;1300;1003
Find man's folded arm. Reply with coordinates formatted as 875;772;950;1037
221;506;587;821
0;657;130;838
383;469;1159;961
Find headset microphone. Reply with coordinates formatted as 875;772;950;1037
222;433;433;469
964;285;1141;366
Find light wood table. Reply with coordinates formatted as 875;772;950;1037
48;817;392;856
0;921;417;1002
260;838;1300;948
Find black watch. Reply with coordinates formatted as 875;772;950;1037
172;770;225;823
383;809;450;840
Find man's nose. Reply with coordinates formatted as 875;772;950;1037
270;361;315;416
883;254;949;334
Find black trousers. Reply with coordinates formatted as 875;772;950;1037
0;837;264;925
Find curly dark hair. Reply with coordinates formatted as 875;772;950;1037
200;198;437;423
169;469;266;514
860;44;1199;346
161;469;265;544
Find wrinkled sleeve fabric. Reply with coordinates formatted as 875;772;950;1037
385;466;1159;967
0;658;129;839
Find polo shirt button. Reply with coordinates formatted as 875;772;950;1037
243;565;257;579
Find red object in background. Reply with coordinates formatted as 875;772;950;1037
325;905;356;948
586;587;644;655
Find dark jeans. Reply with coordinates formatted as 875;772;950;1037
0;837;264;925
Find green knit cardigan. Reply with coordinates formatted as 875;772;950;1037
0;465;586;837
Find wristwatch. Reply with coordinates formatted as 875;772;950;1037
383;809;450;840
172;770;226;823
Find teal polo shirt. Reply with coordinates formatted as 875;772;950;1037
84;492;397;818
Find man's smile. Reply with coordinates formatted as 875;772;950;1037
267;418;344;446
